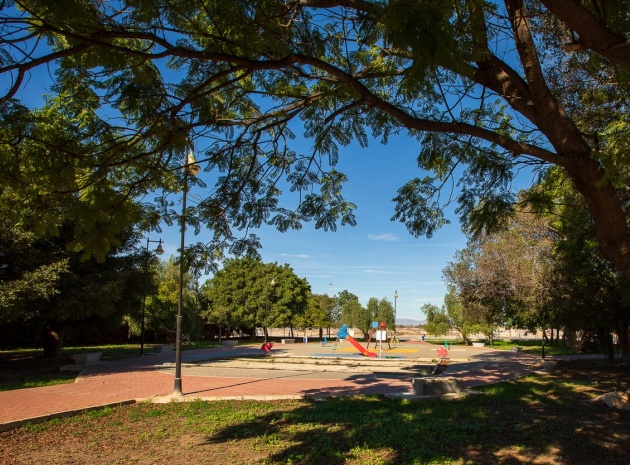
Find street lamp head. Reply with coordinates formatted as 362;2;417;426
270;277;276;286
394;290;398;299
155;239;164;255
186;150;201;176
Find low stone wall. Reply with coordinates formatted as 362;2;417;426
72;352;102;365
154;345;174;353
411;377;464;396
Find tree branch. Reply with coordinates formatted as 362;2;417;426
540;0;630;68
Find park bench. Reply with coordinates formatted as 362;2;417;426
158;325;192;345
281;339;295;344
154;345;174;353
72;352;102;365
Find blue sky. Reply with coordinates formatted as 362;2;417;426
157;134;468;322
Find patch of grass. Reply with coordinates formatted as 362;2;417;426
488;339;599;357
423;337;604;357
0;372;77;391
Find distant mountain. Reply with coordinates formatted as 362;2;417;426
396;318;425;326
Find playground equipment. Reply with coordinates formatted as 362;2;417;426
333;325;377;357
366;321;398;349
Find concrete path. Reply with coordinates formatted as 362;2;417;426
0;341;543;432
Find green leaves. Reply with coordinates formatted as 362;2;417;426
391;177;448;238
200;257;310;332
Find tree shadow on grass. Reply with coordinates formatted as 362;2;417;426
199;362;630;464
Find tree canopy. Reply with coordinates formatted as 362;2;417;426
1;1;629;280
200;257;310;335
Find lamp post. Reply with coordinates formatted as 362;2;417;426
140;238;164;355
264;277;276;343
394;290;398;333
174;148;200;396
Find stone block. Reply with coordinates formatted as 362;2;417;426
411;377;464;396
281;339;295;344
154;345;174;353
222;341;238;347
72;352;102;365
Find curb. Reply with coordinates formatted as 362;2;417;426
0;400;136;433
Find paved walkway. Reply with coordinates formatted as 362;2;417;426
0;341;543;432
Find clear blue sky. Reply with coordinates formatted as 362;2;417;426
158;134;468;323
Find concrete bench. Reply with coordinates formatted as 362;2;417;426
472;342;485;348
281;339;295;344
222;341;238;347
511;346;522;352
154;345;174;353
411;377;464;396
72;352;102;365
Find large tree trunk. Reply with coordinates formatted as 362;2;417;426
42;320;64;359
615;320;630;363
562;157;630;280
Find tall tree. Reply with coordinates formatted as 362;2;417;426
1;1;630;287
307;293;337;337
444;210;557;329
0;219;147;356
143;257;203;343
201;257;310;337
422;303;450;338
338;290;369;336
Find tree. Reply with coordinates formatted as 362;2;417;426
443;208;558;338
0;220;69;323
376;298;395;330
143;257;203;343
201;257;310;337
442;286;479;345
531;167;630;359
305;293;337;338
422;303;450;338
2;1;630;287
0;219;147;356
337;290;369;336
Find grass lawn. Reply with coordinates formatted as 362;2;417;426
423;337;602;358
1;359;629;464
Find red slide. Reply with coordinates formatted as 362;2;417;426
346;335;378;357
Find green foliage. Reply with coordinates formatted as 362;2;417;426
295;294;335;332
422;303;450;337
201;257;310;334
142;257;203;340
0;219;146;328
2;0;630;295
